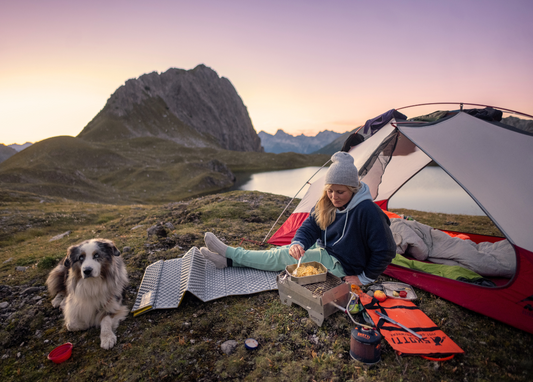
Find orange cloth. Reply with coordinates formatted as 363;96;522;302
361;293;464;358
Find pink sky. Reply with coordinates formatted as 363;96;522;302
1;0;532;144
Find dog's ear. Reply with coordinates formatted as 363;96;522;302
65;245;80;268
98;240;121;257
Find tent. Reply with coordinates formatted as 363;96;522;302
268;104;533;334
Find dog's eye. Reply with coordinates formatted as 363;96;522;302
94;254;99;259
79;255;85;261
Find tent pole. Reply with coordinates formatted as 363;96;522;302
261;160;331;245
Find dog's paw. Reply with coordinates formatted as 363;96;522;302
100;332;117;349
51;294;64;308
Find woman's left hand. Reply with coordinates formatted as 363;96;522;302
344;275;362;286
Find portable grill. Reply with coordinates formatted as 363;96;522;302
277;271;351;326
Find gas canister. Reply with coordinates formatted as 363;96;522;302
349;324;382;364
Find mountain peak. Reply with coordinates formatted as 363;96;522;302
78;65;263;152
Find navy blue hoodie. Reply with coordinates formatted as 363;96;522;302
291;182;396;280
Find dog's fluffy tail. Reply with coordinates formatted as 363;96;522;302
46;261;68;297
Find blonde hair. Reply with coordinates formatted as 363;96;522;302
312;184;361;230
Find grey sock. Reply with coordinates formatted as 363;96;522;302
204;232;228;257
200;247;227;269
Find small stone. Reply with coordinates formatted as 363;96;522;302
221;340;238;355
17;352;21;358
1;354;8;360
3;257;13;264
164;222;175;230
49;231;71;242
123;246;132;253
22;287;40;294
15;266;27;272
0;302;9;309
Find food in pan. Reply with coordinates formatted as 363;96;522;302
293;265;324;277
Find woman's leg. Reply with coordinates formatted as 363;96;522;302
227;244;347;278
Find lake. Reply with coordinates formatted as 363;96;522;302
229;166;485;216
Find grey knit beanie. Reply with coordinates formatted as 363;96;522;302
325;152;359;187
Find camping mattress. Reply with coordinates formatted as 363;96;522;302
131;246;279;316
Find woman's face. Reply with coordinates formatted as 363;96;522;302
327;184;354;208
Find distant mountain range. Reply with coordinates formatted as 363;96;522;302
9;142;33;152
258;130;347;154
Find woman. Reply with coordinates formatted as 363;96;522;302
201;152;396;286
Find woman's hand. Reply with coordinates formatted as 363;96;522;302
289;244;305;260
343;275;362;286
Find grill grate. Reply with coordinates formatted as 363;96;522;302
303;272;344;297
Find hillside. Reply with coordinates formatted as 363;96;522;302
0;136;329;204
78;65;263;152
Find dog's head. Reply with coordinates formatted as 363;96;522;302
64;239;120;279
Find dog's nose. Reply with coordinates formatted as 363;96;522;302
83;267;93;277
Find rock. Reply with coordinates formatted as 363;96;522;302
164;222;175;230
3;257;13;263
131;225;144;230
15;266;27;272
21;287;40;295
147;224;167;238
221;340;238;355
123;246;132;253
0;302;9;309
49;231;71;242
78;65;263;153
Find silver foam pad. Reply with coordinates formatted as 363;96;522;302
132;246;279;316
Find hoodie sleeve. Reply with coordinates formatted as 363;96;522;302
291;209;322;250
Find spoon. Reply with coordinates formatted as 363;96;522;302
292;257;302;276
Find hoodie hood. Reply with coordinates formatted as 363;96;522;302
339;182;373;213
325;182;373;247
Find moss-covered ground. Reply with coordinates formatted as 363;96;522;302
1;190;532;382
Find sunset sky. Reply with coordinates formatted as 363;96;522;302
1;0;532;145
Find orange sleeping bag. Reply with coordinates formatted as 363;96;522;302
360;293;464;360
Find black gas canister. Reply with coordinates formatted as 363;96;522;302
349;324;382;364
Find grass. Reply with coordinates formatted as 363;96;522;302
0;191;532;382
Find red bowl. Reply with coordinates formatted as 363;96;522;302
48;342;73;364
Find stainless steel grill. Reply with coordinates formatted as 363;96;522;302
277;271;351;326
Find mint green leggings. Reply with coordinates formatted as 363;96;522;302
226;243;347;278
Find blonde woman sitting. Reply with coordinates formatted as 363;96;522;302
201;152;396;286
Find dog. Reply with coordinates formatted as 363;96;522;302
46;238;129;349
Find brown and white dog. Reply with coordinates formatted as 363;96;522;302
46;239;129;349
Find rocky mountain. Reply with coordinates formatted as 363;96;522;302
312;130;356;155
501;116;533;134
78;64;263;152
258;129;345;154
0;144;17;163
